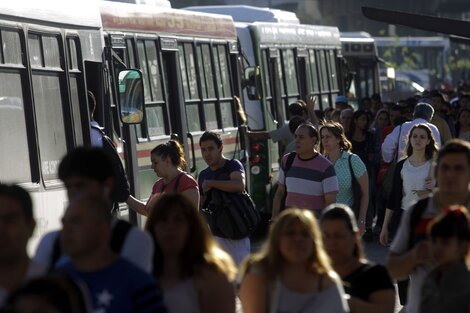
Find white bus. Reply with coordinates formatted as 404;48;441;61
186;5;344;215
0;0;245;252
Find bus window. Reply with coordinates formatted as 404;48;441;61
261;49;272;98
137;39;167;138
214;45;232;98
327;50;339;91
29;34;67;181
205;102;218;130
0;37;30;183
308;49;319;93
126;39;136;68
198;44;216;99
67;38;84;146
179;43;202;132
283;49;299;106
316;50;329;92
213;44;235;128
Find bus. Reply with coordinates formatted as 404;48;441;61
0;0;145;252
186;5;344;215
0;0;244;252
99;1;244;226
374;36;451;89
340;32;381;108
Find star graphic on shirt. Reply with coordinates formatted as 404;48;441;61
96;289;114;307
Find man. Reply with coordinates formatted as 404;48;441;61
386;139;470;313
88;90;130;209
198;131;249;266
272;122;338;218
0;184;45;304
335;95;350;111
58;194;167;313
382;103;441;163
429;92;452;143
34;147;153;273
339;108;353;133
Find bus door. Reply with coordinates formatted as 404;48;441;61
296;48;309;99
267;48;284;163
158;37;190;164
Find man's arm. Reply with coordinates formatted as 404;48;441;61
324;192;336;207
271;184;285;219
381;126;399;163
203;171;245;194
305;95;319;126
386;241;431;279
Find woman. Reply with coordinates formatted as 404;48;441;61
455;108;470;141
321;204;395;313
319;122;369;235
348;110;375;167
127;140;199;215
2;274;90;313
145;193;237;313
379;124;438;246
240;208;349;313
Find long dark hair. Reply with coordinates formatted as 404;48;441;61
350;109;372;134
145;193;236;280
404;124;438;160
455;108;470;138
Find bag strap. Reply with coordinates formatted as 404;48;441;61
49;233;62;272
394;124;403;162
282;152;297;185
110;219;133;253
348;153;355;180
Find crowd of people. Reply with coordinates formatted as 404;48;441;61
1;87;470;313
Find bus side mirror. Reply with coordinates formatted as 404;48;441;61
118;69;144;124
243;66;262;100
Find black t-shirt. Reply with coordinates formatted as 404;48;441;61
343;263;394;301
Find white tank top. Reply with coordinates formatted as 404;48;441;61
401;159;432;210
163;279;200;313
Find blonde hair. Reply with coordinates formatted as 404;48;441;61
240;208;336;281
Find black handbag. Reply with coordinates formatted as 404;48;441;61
201;159;260;240
348;153;362;218
203;188;260;239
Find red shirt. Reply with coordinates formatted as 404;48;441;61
146;173;198;211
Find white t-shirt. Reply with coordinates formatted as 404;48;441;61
401;159;432;211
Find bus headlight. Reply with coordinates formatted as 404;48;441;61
251;165;261;175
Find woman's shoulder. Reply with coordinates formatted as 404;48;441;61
193;264;233;288
180;172;197;184
319;271;341;291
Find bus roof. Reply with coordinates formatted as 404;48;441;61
100;1;237;39
340;31;375;42
185;5;300;24
374;36;450;48
0;0;101;29
251;22;341;47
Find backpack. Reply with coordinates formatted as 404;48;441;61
90;124;130;203
279;152;296;211
48;219;133;272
